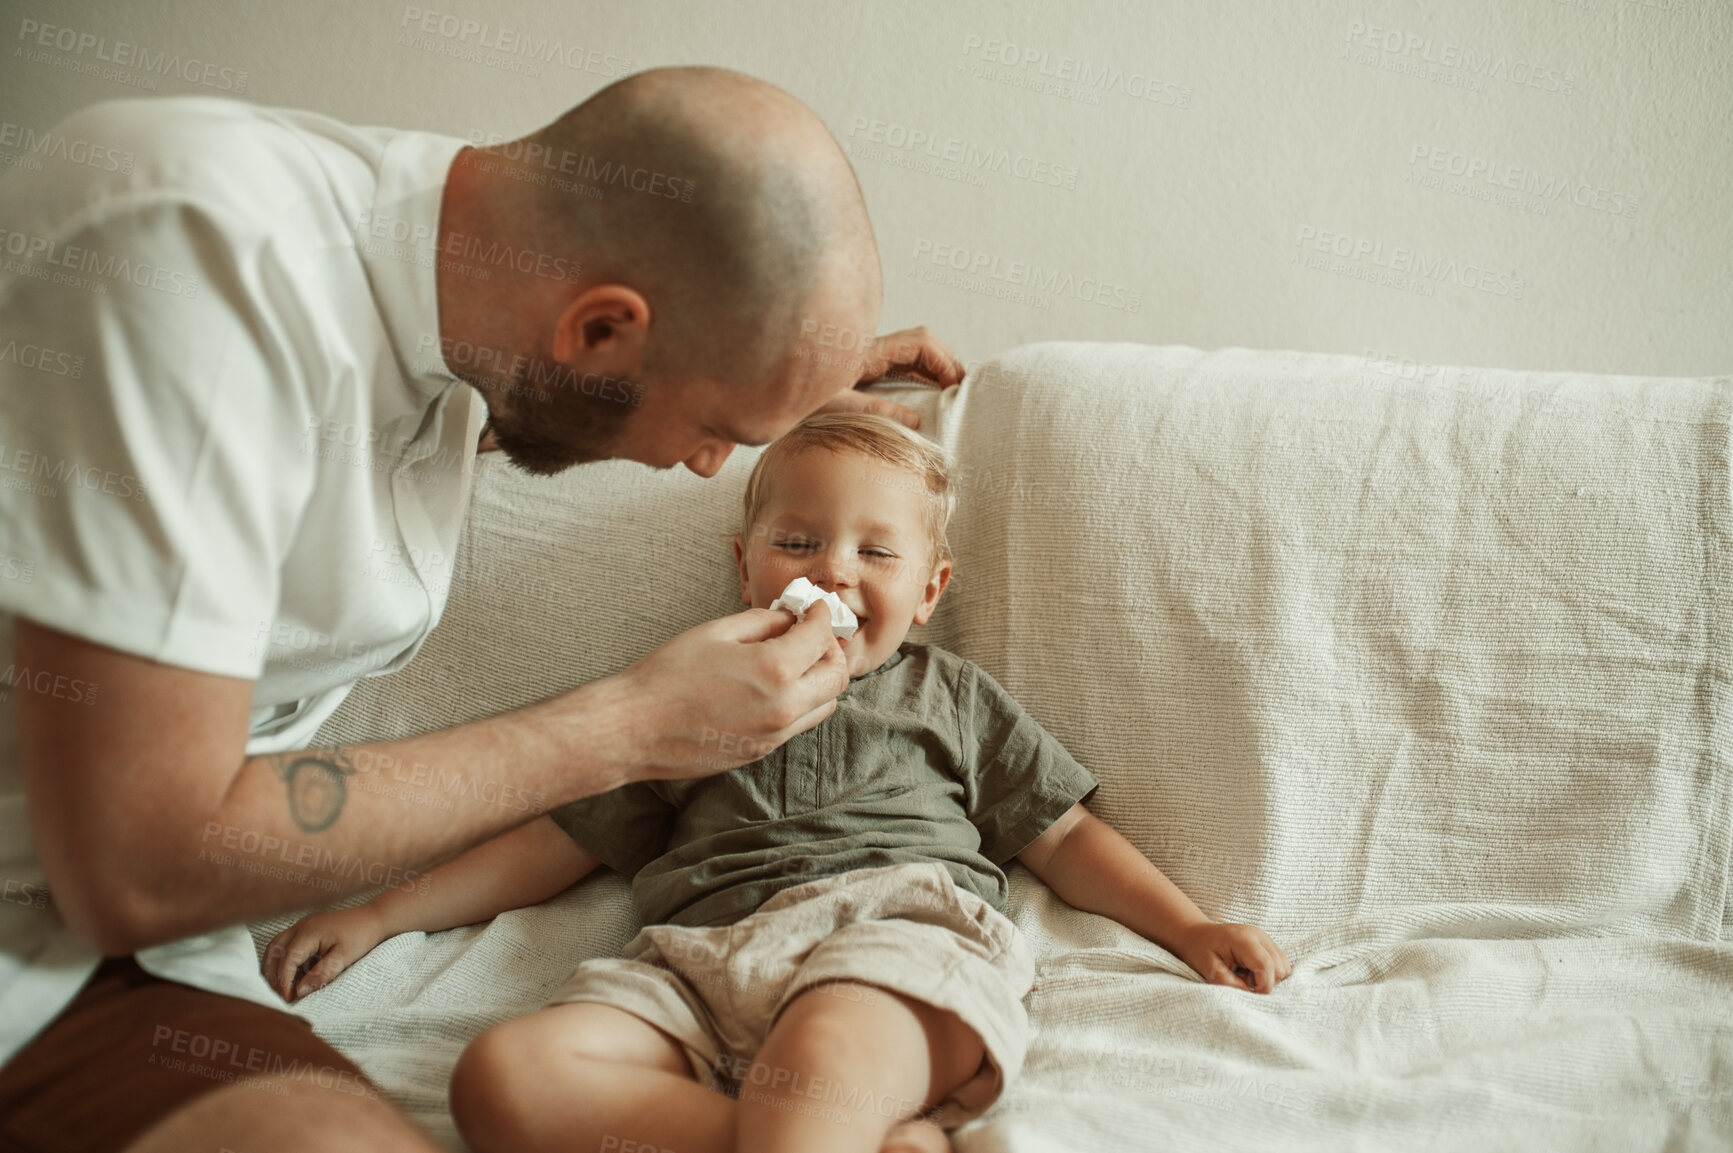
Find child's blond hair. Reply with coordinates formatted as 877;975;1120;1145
740;412;955;569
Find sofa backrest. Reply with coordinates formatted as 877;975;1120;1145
316;343;1733;942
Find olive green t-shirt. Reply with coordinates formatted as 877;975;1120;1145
548;641;1099;929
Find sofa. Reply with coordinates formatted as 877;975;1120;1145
252;341;1733;1151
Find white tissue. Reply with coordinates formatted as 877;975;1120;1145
768;577;859;640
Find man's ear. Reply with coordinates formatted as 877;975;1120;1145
551;284;651;374
910;557;953;626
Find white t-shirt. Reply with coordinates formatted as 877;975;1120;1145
0;96;485;1063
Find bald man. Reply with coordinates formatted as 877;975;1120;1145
0;67;962;1151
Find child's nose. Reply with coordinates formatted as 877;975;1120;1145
807;552;858;588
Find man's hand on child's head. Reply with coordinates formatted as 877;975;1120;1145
809;325;968;430
1173;922;1292;993
854;326;966;389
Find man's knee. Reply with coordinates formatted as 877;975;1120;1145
124;1077;438;1153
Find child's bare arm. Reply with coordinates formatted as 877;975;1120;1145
368;813;599;936
263;815;600;1000
1017;804;1291;992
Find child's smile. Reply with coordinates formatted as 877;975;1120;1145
735;445;952;678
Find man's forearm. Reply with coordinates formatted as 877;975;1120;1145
169;676;634;940
33;664;636;955
22;604;846;956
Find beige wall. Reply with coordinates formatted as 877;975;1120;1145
3;0;1727;376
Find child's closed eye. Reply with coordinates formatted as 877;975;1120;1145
776;540;897;561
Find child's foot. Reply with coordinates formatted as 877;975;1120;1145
881;1118;951;1153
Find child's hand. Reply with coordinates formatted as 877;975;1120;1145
262;904;390;1002
1173;922;1291;993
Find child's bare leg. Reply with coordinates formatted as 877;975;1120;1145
450;1001;736;1153
737;980;985;1153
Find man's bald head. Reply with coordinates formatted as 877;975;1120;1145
502;66;880;382
438;67;885;477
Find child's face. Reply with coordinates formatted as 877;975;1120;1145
735;446;952;678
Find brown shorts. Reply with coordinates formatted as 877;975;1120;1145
0;955;378;1153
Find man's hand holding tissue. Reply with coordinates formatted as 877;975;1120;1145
584;601;850;782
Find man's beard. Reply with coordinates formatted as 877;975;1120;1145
484;372;642;476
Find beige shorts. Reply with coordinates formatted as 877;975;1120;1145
547;860;1035;1128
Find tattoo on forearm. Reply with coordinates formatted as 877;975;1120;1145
270;746;358;833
